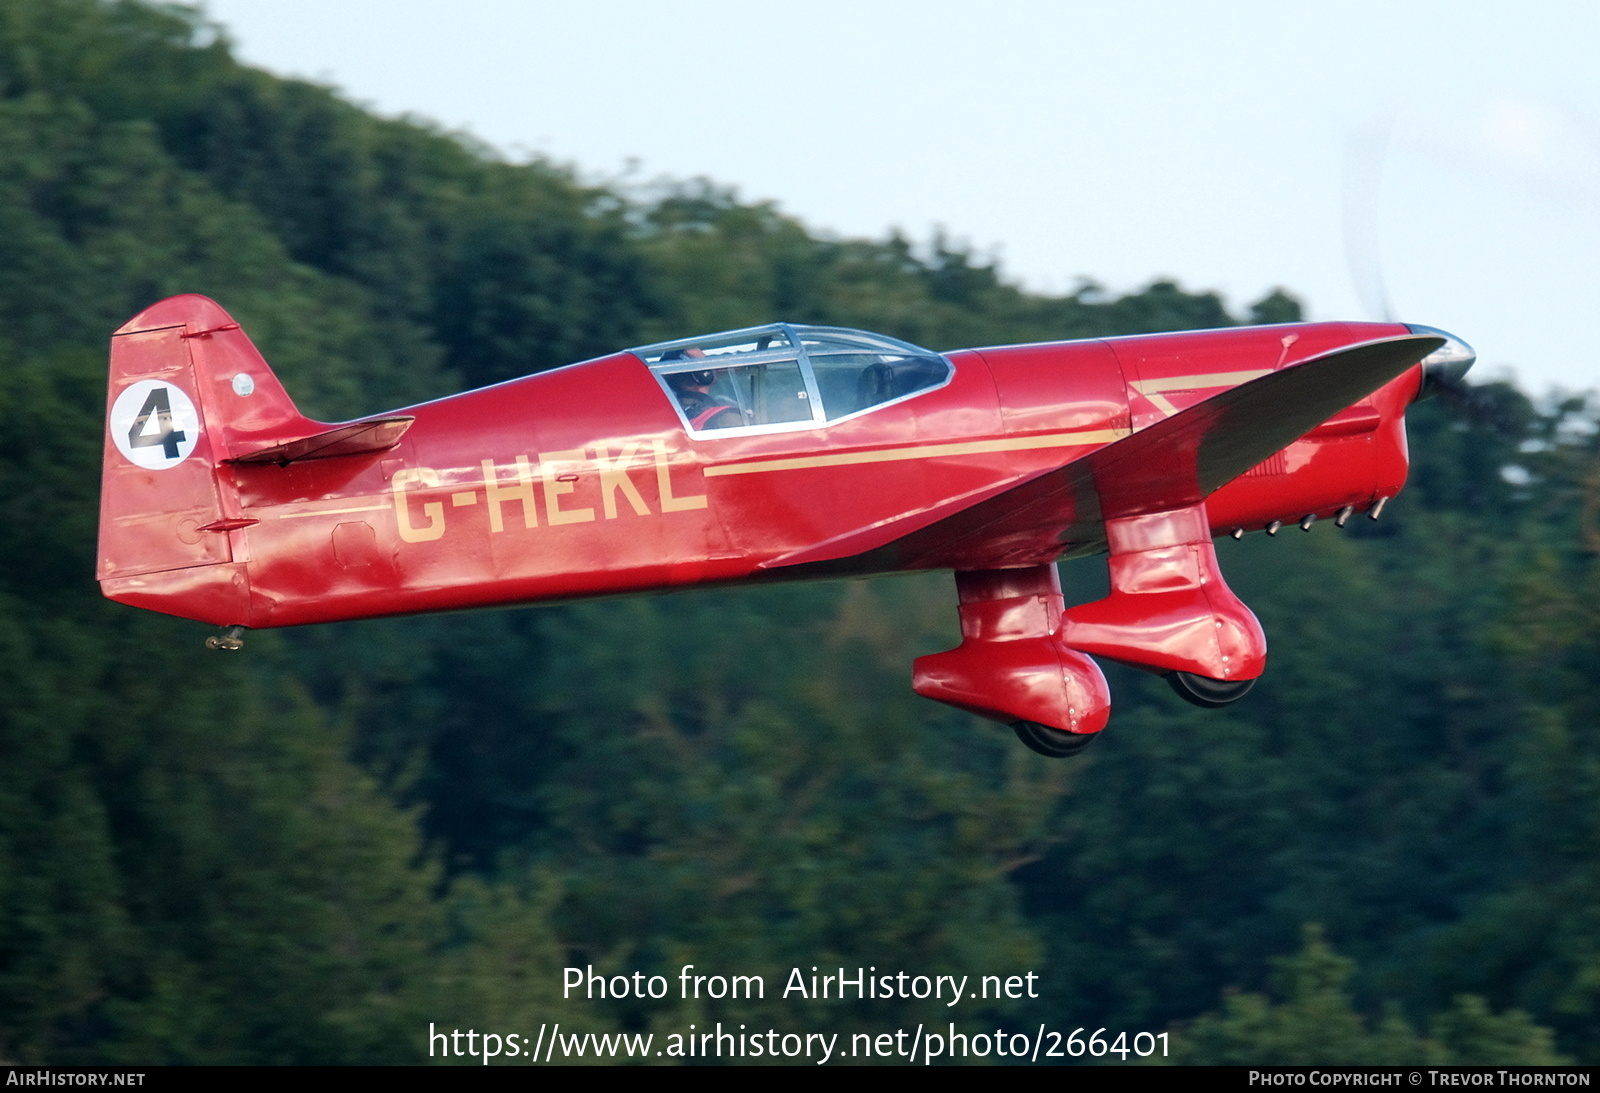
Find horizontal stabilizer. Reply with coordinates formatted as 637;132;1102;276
226;416;414;465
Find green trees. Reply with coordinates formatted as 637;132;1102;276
514;580;1066;1035
1174;928;1563;1065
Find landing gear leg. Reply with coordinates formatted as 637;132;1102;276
912;566;1112;753
205;625;247;651
1063;503;1266;691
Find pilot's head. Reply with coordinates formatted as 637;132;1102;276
665;367;716;394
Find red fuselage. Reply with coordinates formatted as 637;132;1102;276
99;310;1418;632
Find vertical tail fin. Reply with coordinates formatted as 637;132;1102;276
97;295;318;625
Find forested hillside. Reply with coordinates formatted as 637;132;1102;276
0;0;1594;1065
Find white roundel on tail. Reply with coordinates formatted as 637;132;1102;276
110;379;201;469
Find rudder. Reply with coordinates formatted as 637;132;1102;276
97;295;318;625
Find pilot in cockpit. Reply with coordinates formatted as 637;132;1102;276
663;348;744;430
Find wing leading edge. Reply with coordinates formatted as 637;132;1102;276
763;333;1444;577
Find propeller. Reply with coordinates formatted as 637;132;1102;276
1342;114;1398;324
1343;116;1478;404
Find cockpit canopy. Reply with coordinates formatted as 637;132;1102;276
633;323;952;435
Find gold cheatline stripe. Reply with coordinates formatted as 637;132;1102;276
278;503;390;519
703;428;1130;478
1130;369;1272;395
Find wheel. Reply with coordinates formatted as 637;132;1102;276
1165;671;1255;708
1011;721;1099;758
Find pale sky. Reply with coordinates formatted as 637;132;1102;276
200;1;1600;397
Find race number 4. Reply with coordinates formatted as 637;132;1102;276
128;387;186;458
111;380;201;469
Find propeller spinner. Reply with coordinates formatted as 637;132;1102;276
1406;323;1476;399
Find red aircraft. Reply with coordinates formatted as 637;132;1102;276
96;295;1473;756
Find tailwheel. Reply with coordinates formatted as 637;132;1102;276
205;625;247;652
1012;721;1099;758
1166;671;1255;709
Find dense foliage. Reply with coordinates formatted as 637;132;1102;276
0;0;1593;1065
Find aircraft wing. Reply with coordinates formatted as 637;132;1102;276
763;333;1443;576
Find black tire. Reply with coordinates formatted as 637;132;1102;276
1011;721;1099;758
1166;671;1256;708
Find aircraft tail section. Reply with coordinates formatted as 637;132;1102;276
110;294;321;454
97;295;318;624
